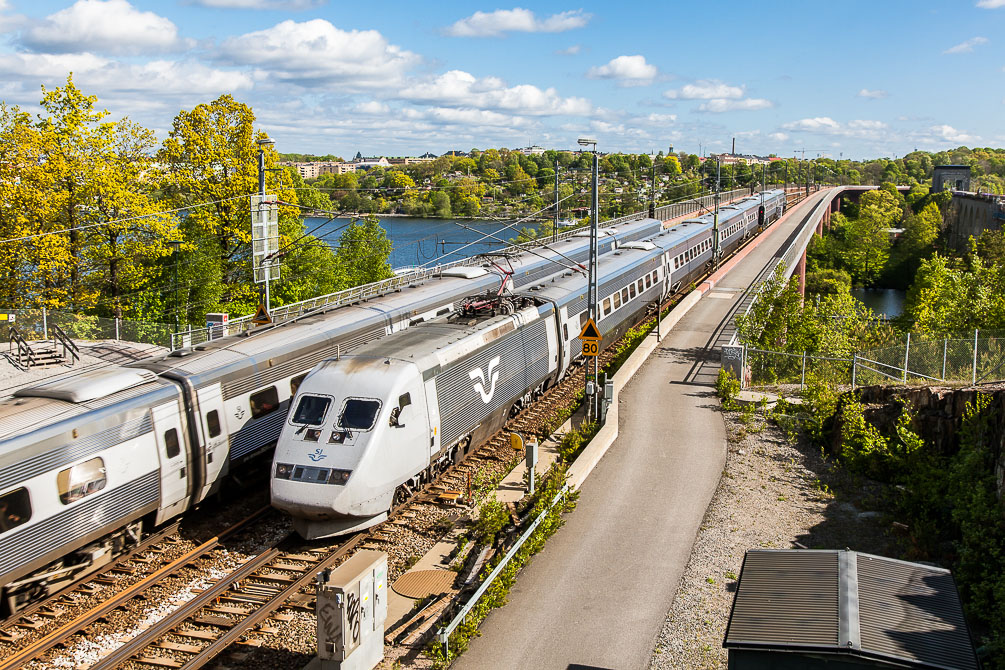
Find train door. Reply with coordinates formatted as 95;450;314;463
423;378;440;462
195;384;228;502
151;400;191;524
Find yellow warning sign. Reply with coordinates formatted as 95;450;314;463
581;340;599;357
252;304;272;326
578;318;601;341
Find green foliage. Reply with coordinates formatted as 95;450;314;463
473;497;510;546
556;422;598;463
799;378;839;444
427;464;577;668
805;268;852;297
715;368;741;409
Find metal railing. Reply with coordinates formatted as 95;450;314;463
2;308;174;350
169;191;764;350
8;326;38;369
739;330;1005;390
436;482;573;660
52;323;80;366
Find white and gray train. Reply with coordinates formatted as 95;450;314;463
272;191;787;538
0;215;670;615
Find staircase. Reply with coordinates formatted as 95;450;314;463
8;325;79;369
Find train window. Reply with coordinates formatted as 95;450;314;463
629;283;636;299
673;257;679;270
613;292;621;309
58;458;107;505
0;487;30;533
620;288;629;304
292;395;331;426
164;428;181;459
249;386;280;419
338;398;381;431
637;279;644;293
603;297;611;316
206;410;221;438
290;373;307;397
563;324;569;340
645;274;651;289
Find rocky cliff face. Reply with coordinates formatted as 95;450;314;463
836;384;1005;504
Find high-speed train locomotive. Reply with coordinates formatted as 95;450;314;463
0;215;668;615
271;190;786;538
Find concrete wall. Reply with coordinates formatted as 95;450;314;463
946;193;1005;252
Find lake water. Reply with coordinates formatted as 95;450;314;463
303;216;541;269
850;288;906;318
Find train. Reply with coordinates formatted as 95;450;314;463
271;191;787;538
0;214;670;615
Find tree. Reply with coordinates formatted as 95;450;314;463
332;216;393;289
158;94;296;316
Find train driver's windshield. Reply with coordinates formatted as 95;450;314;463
338;398;381;431
292;395;330;425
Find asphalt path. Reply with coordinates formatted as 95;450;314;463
453;191;831;670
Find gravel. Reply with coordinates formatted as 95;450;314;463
649;406;896;670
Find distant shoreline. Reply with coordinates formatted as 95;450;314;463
301;211;552;222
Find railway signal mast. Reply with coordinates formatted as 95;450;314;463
578;137;600;421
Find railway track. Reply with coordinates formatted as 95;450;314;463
84;534;364;670
0;520;183;639
0;506;274;670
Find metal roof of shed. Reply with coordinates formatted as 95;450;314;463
724;549;979;670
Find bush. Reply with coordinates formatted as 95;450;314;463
715;368;741;409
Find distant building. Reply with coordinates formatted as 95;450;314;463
318;163;358;176
350;152;391;170
932;164;971;192
279;161;343;179
709;152;772;166
518;145;546;156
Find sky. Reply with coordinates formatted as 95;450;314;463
0;0;1003;160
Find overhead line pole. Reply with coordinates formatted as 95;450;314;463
553;158;559;244
579;138;599;422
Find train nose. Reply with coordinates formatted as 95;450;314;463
270;462;354;519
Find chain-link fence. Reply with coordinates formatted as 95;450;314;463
738;330;1005;390
1;308;174;349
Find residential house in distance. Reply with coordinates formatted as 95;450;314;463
518;145;546;156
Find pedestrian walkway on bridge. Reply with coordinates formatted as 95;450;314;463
453;189;835;670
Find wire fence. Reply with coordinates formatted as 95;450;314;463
738;329;1005;390
1;308;174;349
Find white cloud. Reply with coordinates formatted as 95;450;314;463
782;117;888;139
398;70;592;116
664;79;743;100
217;19;418;89
857;88;888;99
768;132;789;141
445;8;590;37
977;0;1005;8
0;52;252;96
929;124;977;143
587;55;657;86
354;100;390;115
191;0;324;7
944;36;988;54
698;98;772;112
22;0;186;55
556;44;581;55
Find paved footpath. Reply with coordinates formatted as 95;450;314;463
454;191;831;670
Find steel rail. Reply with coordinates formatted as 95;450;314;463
0;506;272;670
0;520;181;631
89;533;365;670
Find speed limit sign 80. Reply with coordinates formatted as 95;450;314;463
581;340;599;357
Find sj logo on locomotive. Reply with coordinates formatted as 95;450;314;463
469;356;501;404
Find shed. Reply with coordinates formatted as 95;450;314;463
723;549;980;669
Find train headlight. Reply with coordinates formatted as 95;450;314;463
275;462;294;480
328;469;352;485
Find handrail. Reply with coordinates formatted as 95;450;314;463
437;483;572;660
168;188;776;349
52;324;80;365
8;326;38;368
